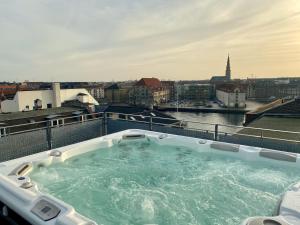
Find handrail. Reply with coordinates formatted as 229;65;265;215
0;111;299;146
106;112;300;135
1;112;104;130
1;114;104;136
218;131;300;143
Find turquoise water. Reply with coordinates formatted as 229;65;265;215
30;140;300;225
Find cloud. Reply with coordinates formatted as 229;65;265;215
0;0;300;81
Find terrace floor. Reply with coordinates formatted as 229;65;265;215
239;116;300;141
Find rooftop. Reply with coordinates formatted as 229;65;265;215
135;78;161;88
216;83;247;93
239;116;300;141
0;107;81;123
105;83;120;90
77;93;88;96
210;76;227;83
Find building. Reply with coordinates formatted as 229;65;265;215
0;84;18;96
0;83;28;98
225;55;231;81
84;84;105;100
0;85;19;111
216;83;246;108
177;83;212;102
210;55;232;83
0;83;99;113
161;81;176;100
247;78;300;100
104;83;130;104
129;78;169;107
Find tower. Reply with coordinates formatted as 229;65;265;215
225;54;231;81
52;83;61;107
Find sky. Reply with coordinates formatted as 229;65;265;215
1;0;300;82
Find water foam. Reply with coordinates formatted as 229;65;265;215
30;141;300;225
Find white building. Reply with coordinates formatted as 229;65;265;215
86;85;105;100
0;83;99;113
216;85;246;108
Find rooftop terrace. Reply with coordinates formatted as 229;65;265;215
0;111;299;162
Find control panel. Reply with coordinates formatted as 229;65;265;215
31;199;61;221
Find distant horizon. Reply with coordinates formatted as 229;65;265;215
1;0;300;81
2;75;300;84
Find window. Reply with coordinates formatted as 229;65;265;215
52;120;58;126
47;103;52;108
34;99;42;110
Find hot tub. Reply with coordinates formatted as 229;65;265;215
1;129;300;225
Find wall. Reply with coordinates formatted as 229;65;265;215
216;89;246;108
129;87;169;107
60;89;98;105
1;95;19;112
88;87;105;99
178;84;212;101
216;90;229;106
76;94;89;103
2;90;54;112
0;119;103;162
1;88;99;112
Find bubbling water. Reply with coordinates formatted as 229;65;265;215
30;140;300;225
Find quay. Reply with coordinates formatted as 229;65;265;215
155;106;249;114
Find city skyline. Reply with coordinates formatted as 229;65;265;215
1;0;300;82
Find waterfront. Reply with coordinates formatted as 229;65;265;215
167;101;265;133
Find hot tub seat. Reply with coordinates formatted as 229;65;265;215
246;217;288;225
210;142;239;152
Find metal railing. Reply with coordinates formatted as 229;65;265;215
105;112;300;152
0;111;299;162
0;113;104;136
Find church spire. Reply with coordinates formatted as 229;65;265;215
225;54;231;80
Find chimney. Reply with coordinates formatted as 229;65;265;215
52;83;61;107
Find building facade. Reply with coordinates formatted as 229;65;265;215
85;85;105;100
0;83;99;113
177;84;212;101
216;84;246;108
161;81;176;101
247;78;300;100
129;78;169;107
104;83;130;104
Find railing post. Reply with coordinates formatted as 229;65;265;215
0;127;6;138
214;124;219;141
260;130;264;147
46;120;53;150
149;115;153;131
103;113;108;135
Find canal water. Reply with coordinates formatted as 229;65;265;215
167;112;245;126
167;101;264;133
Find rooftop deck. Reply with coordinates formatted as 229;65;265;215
0;112;300;162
